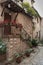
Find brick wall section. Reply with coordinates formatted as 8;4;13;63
3;38;29;60
16;13;33;38
12;13;33;38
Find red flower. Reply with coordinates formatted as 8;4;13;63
12;20;16;25
4;19;10;24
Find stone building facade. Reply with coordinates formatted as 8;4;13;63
0;0;41;61
0;1;33;61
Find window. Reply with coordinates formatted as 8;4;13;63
4;13;11;35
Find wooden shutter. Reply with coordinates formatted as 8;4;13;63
4;13;11;35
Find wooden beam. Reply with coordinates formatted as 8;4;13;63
14;13;18;21
1;7;5;16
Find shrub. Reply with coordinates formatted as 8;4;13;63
31;39;38;47
22;2;30;8
22;2;38;17
0;39;6;55
28;8;37;17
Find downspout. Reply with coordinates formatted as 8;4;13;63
14;13;18;21
1;7;5;16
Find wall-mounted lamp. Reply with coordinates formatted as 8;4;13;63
8;4;11;8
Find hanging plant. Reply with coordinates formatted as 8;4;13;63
22;2;38;17
22;2;30;8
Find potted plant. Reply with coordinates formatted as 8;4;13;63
31;39;38;47
25;49;31;57
15;53;22;63
0;39;6;61
20;52;26;59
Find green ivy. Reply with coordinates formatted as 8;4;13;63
22;2;38;17
22;2;30;8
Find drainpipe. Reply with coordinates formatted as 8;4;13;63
1;7;5;16
14;13;18;21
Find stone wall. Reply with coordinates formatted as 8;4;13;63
32;17;41;39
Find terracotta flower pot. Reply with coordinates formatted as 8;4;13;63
0;54;6;61
16;57;21;63
25;53;30;57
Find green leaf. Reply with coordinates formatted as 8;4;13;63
22;2;38;17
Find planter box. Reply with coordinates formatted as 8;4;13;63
0;54;6;61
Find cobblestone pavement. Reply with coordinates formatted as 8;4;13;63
18;46;43;65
